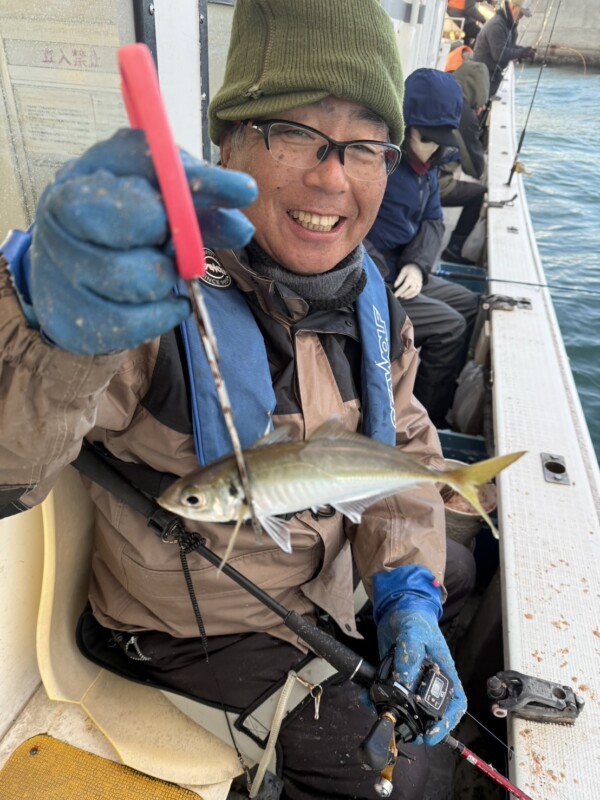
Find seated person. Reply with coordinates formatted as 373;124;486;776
440;60;490;264
367;68;480;428
0;2;476;798
444;43;474;74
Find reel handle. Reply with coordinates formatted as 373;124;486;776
358;711;397;772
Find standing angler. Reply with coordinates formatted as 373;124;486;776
473;0;536;97
0;1;480;797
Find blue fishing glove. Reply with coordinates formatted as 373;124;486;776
20;128;257;355
373;565;467;746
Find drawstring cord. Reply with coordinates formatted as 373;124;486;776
249;672;324;798
174;526;254;790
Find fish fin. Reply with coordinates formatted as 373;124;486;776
259;515;293;554
332;492;396;523
444;451;526;539
310;418;364;442
262;418;274;437
250;424;295;449
218;505;247;573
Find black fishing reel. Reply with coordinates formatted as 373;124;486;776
359;650;453;797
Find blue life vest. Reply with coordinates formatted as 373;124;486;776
0;228;398;465
0;227;38;327
178;248;397;466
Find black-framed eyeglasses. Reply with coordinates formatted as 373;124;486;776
244;119;401;182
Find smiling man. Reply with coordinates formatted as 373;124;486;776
220;101;395;274
0;1;476;798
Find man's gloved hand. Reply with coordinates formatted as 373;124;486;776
28;128;257;355
373;565;467;746
520;47;536;61
393;263;423;300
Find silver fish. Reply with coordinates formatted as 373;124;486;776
158;420;525;558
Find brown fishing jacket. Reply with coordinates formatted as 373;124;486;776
0;248;446;648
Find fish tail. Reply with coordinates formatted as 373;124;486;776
443;451;526;539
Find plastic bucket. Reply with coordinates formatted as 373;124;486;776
438;459;497;547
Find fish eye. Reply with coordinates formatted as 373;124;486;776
183;491;205;508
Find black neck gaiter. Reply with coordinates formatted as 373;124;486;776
246;240;366;310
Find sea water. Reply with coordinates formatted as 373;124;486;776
514;64;600;462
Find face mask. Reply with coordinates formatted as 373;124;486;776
409;130;439;163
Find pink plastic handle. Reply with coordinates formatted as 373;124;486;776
118;43;205;280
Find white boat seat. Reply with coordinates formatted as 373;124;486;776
37;466;242;797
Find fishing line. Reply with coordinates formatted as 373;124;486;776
533;0;557;49
556;45;587;74
507;0;564;185
437;270;600;297
465;709;514;755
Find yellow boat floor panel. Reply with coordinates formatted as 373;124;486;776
0;734;203;799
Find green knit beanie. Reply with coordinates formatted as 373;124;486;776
208;0;405;145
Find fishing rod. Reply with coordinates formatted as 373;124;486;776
435;267;600;297
73;442;533;800
174;522;533;799
507;0;564;185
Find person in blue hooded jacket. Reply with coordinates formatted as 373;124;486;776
367;68;480;428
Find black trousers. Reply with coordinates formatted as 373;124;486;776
441;181;486;240
399;276;480;427
81;540;476;800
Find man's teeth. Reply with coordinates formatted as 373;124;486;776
289;210;340;232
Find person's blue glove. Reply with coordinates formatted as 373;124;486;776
25;128;257;355
373;565;467;746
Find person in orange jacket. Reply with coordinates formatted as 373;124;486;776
446;0;493;47
445;44;474;73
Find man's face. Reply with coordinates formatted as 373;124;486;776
220;98;389;275
510;3;524;21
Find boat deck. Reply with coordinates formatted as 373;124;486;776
485;64;600;799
